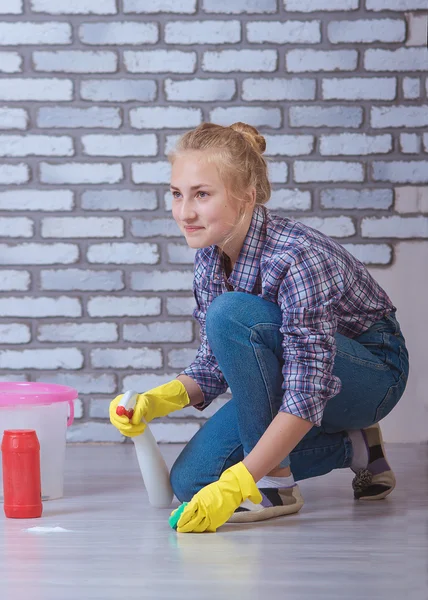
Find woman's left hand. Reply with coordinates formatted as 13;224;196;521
171;462;262;533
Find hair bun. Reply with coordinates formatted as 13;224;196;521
230;122;266;155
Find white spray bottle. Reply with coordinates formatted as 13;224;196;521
117;390;173;509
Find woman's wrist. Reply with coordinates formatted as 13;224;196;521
243;411;313;482
175;374;205;407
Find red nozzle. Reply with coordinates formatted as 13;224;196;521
116;406;126;417
116;406;134;420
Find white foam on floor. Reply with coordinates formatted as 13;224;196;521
25;526;72;533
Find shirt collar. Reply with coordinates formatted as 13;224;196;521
209;204;267;292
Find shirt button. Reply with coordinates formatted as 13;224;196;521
293;319;299;325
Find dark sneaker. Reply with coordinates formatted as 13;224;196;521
352;423;396;501
228;484;304;523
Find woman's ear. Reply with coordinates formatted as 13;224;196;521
247;186;256;208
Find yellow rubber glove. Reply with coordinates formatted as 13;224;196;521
171;462;262;533
109;379;190;437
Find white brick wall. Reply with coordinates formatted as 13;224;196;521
0;163;29;184
0;348;84;370
285;0;358;10
123;321;193;342
82;190;157;211
90;348;163;369
0;3;426;443
286;50;358;73
41;217;124;238
165;21;240;44
242;78;315;101
33;51;118;73
87;243;159;264
328;19;405;43
87;297;161;317
294;161;364;183
364;48;427;71
0;243;79;264
0;217;33;237
0;22;71;44
130;107;202;129
0;52;22;73
362;216;428;238
211;107;281;128
40;162;123;184
203;50;277;72
289;106;363;128
371;106;428;128
400;133;420;154
0;324;31;344
247;21;321;44
40;269;123;291
0;135;73;157
0;271;31;291
322;78;397;100
125;51;196;73
131;270;193;291
38;323;118;342
81;135;157;157
123;0;197;13
203;0;276;13
30;0;117;15
0;79;72;101
373;161;428;183
0;297;81;317
366;0;427;10
0;108;28;130
0;190;74;210
321;189;393;209
319;134;392;156
269;189;312;211
79;22;159;45
402;78;420;100
165;78;236;101
131;161;171;184
0;0;23;14
81;79;156;102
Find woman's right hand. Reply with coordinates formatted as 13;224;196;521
109;379;190;438
109;393;148;437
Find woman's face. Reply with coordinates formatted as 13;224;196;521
170;151;242;250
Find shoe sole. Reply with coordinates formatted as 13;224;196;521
356;423;396;501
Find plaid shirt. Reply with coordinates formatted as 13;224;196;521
179;204;395;426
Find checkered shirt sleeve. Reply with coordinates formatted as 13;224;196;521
276;245;343;426
179;255;228;409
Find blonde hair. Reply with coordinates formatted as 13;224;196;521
168;122;271;252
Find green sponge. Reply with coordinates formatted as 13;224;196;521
169;502;188;530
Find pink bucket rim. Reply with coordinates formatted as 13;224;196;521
0;382;78;427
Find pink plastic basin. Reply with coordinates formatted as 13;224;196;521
0;382;78;500
0;382;77;426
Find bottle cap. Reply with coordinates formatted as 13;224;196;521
1;430;39;452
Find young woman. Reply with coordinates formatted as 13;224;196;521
110;122;409;534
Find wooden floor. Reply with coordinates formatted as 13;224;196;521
0;443;427;600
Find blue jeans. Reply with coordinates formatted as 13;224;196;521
170;292;409;502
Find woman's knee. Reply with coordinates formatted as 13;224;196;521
170;455;199;502
206;292;257;342
206;292;281;350
206;292;237;328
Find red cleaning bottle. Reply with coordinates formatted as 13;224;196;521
1;430;43;519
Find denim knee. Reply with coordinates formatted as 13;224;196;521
169;457;197;503
205;292;244;345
